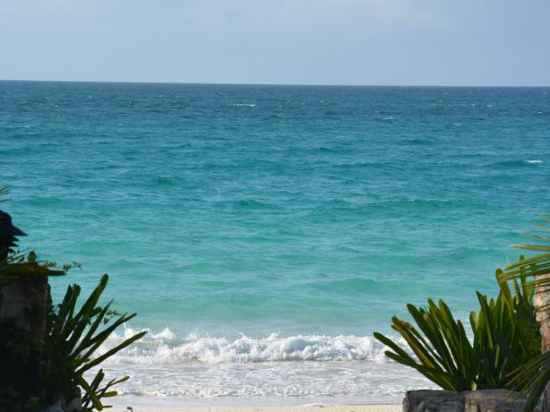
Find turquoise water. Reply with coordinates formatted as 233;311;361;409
2;81;550;402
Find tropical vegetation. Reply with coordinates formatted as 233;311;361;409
374;274;540;391
43;273;147;411
0;186;146;412
374;218;550;412
498;220;550;412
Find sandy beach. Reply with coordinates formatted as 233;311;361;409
108;404;401;412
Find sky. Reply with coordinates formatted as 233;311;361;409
0;0;549;86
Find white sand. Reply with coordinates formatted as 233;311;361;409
112;405;401;412
109;394;402;412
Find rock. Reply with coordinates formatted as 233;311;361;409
0;275;50;344
0;275;53;409
40;396;82;412
464;389;526;412
535;274;550;352
63;396;83;412
418;397;464;412
403;390;537;412
534;274;550;412
403;390;463;412
41;401;64;412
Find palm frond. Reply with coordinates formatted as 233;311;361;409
46;274;147;411
496;218;550;411
374;276;540;392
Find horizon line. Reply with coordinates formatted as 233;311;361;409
1;78;550;88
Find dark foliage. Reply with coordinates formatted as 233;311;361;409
0;198;145;411
374;274;540;392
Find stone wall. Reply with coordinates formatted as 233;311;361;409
0;276;50;343
404;390;539;412
0;276;52;411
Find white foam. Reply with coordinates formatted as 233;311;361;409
151;327;176;340
95;328;430;401
104;328;389;365
527;159;543;164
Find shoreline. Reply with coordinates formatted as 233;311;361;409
114;406;402;412
109;399;402;412
109;395;404;408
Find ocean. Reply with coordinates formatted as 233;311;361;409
1;81;550;403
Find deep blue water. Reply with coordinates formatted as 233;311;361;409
1;81;550;401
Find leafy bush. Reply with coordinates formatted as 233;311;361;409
44;274;146;411
374;274;540;391
0;194;146;411
374;298;476;390
1;256;146;411
471;279;540;389
0;251;68;412
497;223;550;412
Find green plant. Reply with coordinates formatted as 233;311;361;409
374;274;540;391
0;249;68;412
471;279;540;389
374;299;476;390
45;274;147;411
497;219;550;412
0;189;145;411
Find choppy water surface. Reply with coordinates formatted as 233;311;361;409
1;82;550;402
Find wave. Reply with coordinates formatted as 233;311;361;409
95;330;429;401
487;159;544;169
232;103;257;108
102;329;389;365
334;161;401;170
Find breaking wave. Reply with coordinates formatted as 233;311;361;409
103;328;389;365
488;159;544;169
232;103;257;108
97;328;429;402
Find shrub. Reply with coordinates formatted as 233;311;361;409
497;222;550;412
44;274;146;411
0;196;146;411
0;255;146;411
373;274;540;392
